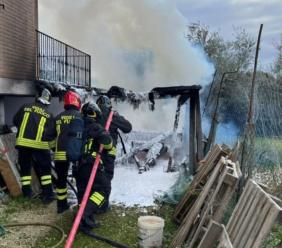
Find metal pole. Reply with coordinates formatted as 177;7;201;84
205;70;238;154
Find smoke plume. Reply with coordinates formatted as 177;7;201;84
39;0;214;131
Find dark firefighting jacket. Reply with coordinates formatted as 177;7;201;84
100;109;132;157
82;117;113;165
13;102;55;150
54;106;82;161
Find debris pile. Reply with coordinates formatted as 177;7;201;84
168;144;282;248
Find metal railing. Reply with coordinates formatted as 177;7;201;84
36;30;91;87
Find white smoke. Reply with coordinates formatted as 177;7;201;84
39;0;213;90
39;0;214;131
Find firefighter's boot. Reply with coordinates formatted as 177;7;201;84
22;185;33;198
21;176;33;198
56;187;69;213
57;199;69;214
41;186;54;204
41;175;54;204
80;200;100;232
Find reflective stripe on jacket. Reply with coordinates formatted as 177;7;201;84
13;102;55;150
54;108;81;161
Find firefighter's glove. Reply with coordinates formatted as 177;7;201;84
87;123;103;138
98;164;105;172
81;154;94;165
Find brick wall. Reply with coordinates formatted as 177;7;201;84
0;0;38;81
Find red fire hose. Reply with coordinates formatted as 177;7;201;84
65;110;114;248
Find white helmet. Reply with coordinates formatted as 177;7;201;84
37;88;51;105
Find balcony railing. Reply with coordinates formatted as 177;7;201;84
36;31;91;87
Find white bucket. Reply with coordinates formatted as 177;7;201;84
138;216;165;248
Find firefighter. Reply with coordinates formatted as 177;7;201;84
75;102;113;231
96;95;132;212
54;91;81;213
13;88;56;204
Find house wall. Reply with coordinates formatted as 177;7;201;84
4;96;64;127
0;0;38;83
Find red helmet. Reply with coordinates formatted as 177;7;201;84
63;91;81;109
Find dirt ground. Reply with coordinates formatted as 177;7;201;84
0;201;63;248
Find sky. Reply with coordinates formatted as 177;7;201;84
175;0;282;68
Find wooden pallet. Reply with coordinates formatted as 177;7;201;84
173;144;231;224
198;220;233;248
169;157;240;248
198;179;282;248
227;179;282;248
0;133;21;197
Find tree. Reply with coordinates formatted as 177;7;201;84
187;23;255;73
187;23;256;131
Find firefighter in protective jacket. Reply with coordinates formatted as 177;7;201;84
96;95;132;212
75;101;113;231
54;91;81;213
13;88;55;204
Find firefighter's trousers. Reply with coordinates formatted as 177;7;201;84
17;147;53;198
103;155;116;181
75;161;111;216
54;160;70;210
102;155;116;211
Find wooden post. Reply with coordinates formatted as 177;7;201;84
189;96;196;175
240;24;263;188
195;90;203;161
173;96;182;131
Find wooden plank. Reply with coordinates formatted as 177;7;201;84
252;197;281;247
232;187;261;247
173;145;231;223
0;133;21;197
173;145;224;222
218;225;233;248
244;193;272;248
223;172;237;186
197;220;223;248
229;140;241;162
230;181;257;241
213;182;236;223
189;96;196;175
236;189;267;248
188;166;228;247
0;160;21;197
214;163;239;220
226;180;254;236
169;158;225;248
197;145;228;174
269;194;282;207
195;90;203;161
225;180;282;248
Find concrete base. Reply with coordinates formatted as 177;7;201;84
0;77;36;96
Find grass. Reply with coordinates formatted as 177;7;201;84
254;137;282;168
35;203;178;248
0;197;178;247
2;188;282;247
262;225;282;248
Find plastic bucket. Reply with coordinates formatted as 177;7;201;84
137;216;165;248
